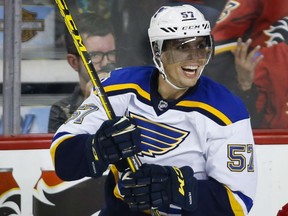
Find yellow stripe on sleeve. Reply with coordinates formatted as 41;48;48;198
224;186;245;216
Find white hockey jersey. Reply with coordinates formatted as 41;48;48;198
50;65;257;216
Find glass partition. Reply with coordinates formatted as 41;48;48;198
1;0;288;134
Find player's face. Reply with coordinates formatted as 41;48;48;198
160;36;211;88
79;33;116;82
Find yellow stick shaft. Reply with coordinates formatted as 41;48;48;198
54;1;161;215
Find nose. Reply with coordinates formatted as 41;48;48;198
187;48;208;59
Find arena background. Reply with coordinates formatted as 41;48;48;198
1;1;288;215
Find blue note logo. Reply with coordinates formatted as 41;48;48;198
130;112;189;157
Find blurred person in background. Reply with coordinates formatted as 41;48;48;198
204;0;288;128
48;12;117;133
234;37;288;128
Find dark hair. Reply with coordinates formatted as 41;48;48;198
64;12;115;54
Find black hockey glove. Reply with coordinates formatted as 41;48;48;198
119;163;198;212
86;116;141;177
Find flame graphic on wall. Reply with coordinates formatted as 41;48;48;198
0;189;21;215
32;171;105;216
33;171;88;206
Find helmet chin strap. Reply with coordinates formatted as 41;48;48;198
153;57;188;90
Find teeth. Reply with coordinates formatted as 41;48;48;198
182;65;198;70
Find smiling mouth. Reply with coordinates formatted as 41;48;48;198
181;65;198;75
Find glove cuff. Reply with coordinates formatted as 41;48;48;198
166;166;198;211
85;135;108;177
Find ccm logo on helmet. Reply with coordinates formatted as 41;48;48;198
182;23;210;30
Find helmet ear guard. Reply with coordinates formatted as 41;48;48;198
151;41;164;75
152;41;161;58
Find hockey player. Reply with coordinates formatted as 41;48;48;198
50;4;257;216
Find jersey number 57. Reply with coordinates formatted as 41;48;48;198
227;144;254;172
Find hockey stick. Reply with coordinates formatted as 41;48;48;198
55;1;160;216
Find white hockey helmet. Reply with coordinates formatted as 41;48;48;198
148;4;212;56
148;4;213;89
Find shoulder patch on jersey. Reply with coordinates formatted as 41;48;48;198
130;112;189;157
217;0;240;23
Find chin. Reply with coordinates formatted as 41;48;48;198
186;80;198;88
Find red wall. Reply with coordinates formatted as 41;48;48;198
1;130;288;150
